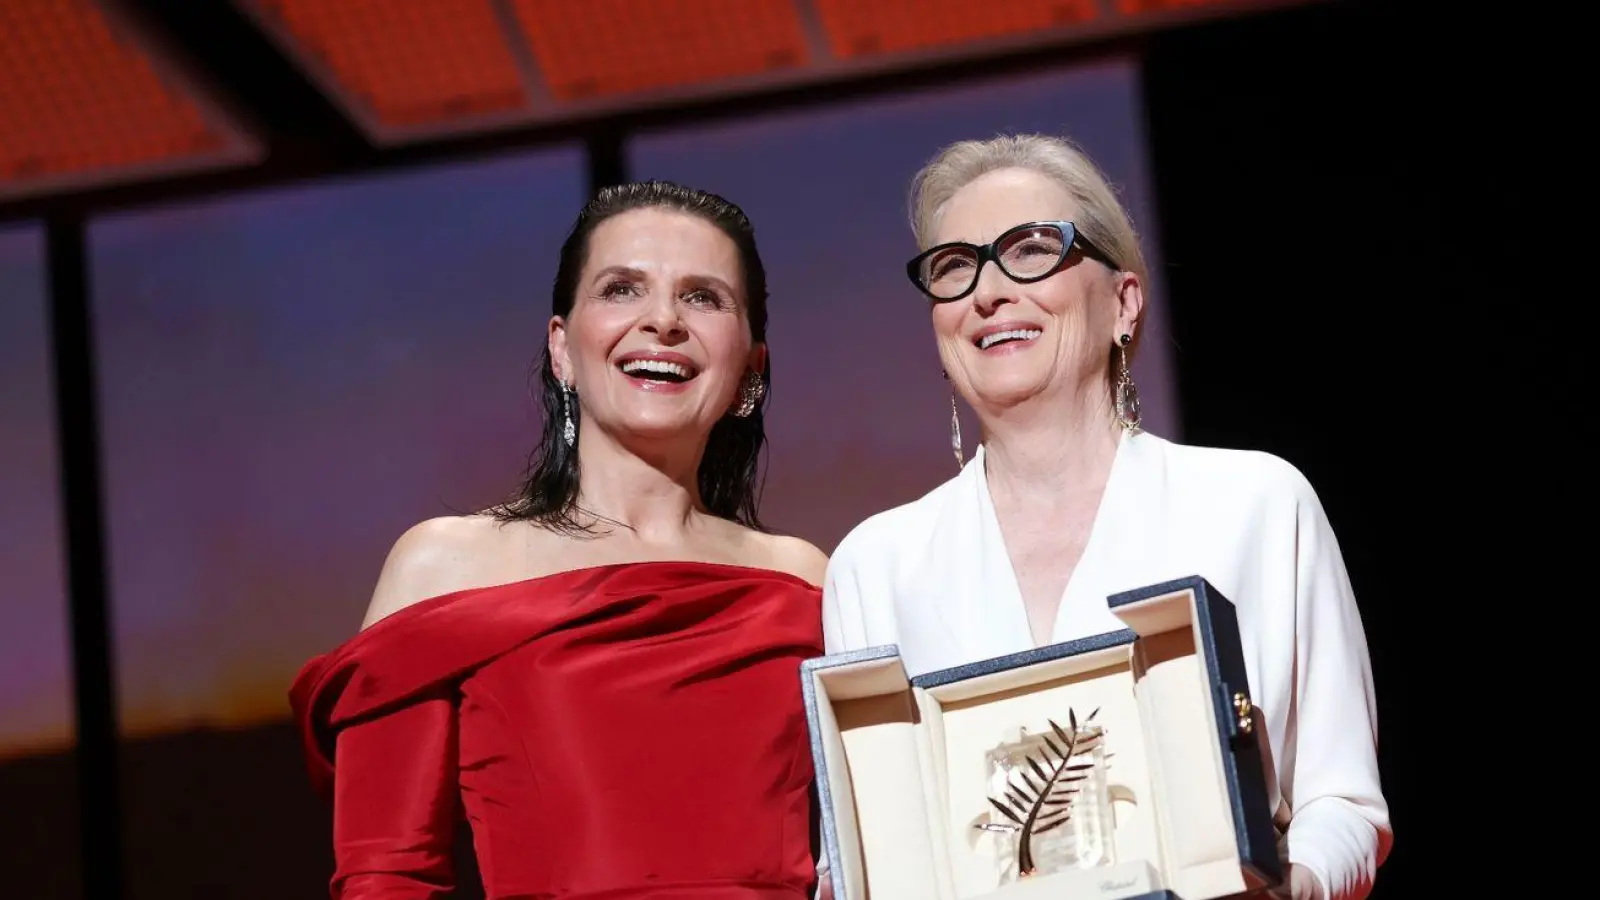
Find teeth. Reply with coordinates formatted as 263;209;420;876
977;328;1042;350
620;358;693;379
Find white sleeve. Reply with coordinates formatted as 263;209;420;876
1278;469;1393;900
821;528;873;654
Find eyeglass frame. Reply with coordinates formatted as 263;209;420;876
904;220;1122;303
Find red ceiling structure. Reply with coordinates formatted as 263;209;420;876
510;0;814;103
814;0;1101;58
0;0;1315;208
0;0;259;202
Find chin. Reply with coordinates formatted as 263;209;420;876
611;402;707;441
967;373;1049;410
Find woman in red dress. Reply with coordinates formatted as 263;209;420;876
289;181;830;900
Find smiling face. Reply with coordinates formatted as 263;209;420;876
928;167;1142;412
548;207;765;444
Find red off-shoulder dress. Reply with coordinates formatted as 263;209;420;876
288;561;825;900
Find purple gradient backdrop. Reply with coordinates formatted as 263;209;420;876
0;224;72;759
0;56;1176;753
86;148;587;740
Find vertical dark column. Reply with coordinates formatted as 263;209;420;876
585;127;628;198
45;213;122;900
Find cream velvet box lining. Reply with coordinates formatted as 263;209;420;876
803;576;1282;900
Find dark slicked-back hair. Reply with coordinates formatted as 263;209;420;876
491;181;771;535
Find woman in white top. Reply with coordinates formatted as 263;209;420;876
821;134;1391;900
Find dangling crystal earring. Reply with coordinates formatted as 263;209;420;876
950;392;965;468
561;380;576;447
731;371;765;418
944;370;964;469
1113;333;1141;433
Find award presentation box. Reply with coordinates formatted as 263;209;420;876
802;576;1282;900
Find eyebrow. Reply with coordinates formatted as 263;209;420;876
591;265;738;297
591;265;647;284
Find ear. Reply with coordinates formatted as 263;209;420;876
547;315;572;385
746;340;769;377
1112;271;1145;343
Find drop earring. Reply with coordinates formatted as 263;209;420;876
944;370;964;469
1113;333;1141;432
561;380;576;447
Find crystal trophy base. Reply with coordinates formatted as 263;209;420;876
977;708;1113;885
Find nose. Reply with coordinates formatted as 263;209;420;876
638;291;688;343
969;258;1016;315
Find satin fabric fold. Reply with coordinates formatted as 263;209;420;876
290;561;824;900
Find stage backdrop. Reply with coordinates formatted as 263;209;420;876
628;55;1177;546
0;54;1177;899
0;224;70;761
0;222;80;900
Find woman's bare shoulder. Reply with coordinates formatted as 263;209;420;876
360;515;509;629
750;531;829;588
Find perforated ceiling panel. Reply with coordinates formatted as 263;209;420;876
509;0;811;102
256;0;529;126
238;0;1310;144
813;0;1100;59
0;0;1311;203
0;0;258;200
1116;0;1239;14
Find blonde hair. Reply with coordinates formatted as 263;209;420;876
908;134;1149;353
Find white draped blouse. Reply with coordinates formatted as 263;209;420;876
821;429;1392;900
